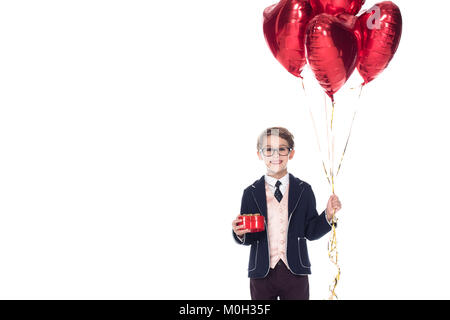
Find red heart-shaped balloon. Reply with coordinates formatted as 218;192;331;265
355;1;402;84
263;0;314;78
310;0;366;16
305;13;359;101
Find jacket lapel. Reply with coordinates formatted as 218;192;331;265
250;175;267;220
288;173;305;218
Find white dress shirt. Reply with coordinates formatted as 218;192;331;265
264;172;289;196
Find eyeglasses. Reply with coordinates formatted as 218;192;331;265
260;147;292;157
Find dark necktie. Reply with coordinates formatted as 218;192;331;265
274;180;283;202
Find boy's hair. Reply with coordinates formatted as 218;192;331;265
257;127;295;150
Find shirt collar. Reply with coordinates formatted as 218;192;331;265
264;172;289;188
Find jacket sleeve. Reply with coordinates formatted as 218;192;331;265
305;185;333;241
232;189;257;246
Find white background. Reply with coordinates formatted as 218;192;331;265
0;0;449;299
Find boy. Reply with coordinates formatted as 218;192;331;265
231;127;341;300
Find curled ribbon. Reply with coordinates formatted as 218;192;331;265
328;174;340;300
328;100;340;300
301;80;363;299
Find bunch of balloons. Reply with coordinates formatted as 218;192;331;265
263;0;402;300
263;0;403;102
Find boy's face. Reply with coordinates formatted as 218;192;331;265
257;135;295;176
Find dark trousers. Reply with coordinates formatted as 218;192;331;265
250;260;309;300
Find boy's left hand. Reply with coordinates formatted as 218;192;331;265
326;194;342;222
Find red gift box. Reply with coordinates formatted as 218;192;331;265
238;214;265;233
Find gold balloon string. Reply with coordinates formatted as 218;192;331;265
330;99;335;131
331;100;335;178
327;84;364;299
301;78;331;186
328;97;340;300
336;84;364;177
302;86;363;299
324;94;331;168
328;172;340;300
328;97;336;194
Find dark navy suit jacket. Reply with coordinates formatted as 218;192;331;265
232;173;333;279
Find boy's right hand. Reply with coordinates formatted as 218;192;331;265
232;215;251;238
